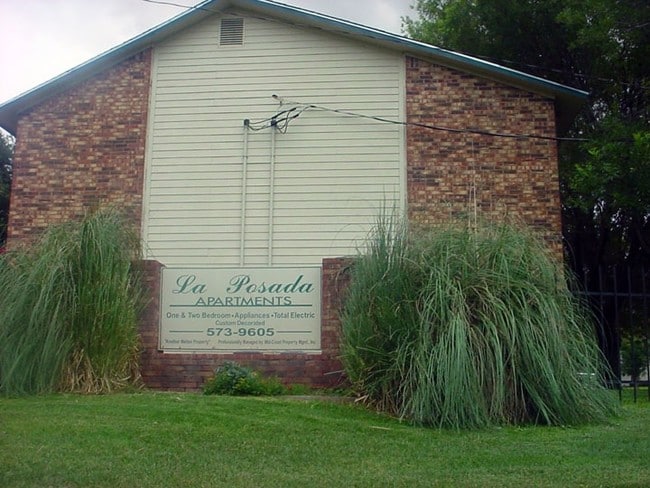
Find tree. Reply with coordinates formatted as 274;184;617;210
404;0;587;88
0;130;13;248
557;0;650;271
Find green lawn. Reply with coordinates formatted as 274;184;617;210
1;390;648;487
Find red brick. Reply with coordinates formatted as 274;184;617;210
8;50;152;244
405;56;562;258
7;52;565;391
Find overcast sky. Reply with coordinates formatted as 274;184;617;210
0;0;416;103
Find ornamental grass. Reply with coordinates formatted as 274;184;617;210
341;215;617;428
0;208;143;395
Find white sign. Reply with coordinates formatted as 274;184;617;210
160;267;321;352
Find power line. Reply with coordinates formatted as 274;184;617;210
139;2;612;142
141;0;213;12
308;103;586;142
141;0;647;92
468;54;649;92
260;98;589;142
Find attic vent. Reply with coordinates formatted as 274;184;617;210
220;18;244;46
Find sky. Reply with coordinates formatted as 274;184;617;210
0;0;416;103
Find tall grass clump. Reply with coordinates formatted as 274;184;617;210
0;208;143;395
341;216;617;428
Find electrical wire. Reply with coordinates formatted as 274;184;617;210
246;109;294;131
141;0;647;92
263;98;590;142
469;54;649;91
246;106;310;133
141;0;215;13
138;2;622;142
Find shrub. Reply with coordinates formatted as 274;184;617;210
0;208;143;395
621;336;648;383
203;362;286;396
341;216;618;428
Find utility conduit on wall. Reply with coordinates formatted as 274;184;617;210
240;121;250;266
268;119;277;266
240;118;278;266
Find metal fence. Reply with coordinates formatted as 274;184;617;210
579;265;650;402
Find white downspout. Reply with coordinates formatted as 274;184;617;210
240;120;250;266
268;118;277;266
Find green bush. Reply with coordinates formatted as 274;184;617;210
0;208;143;395
203;362;286;396
341;216;618;428
621;336;648;382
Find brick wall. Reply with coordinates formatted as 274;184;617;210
406;56;563;256
7;50;152;244
5;49;566;390
138;258;352;391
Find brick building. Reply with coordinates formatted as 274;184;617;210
0;0;586;390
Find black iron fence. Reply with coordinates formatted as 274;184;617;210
578;265;650;402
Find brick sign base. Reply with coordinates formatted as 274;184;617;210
138;258;351;391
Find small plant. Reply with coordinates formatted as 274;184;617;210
203;362;286;396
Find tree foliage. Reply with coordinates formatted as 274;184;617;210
405;0;582;87
0;130;13;247
404;0;650;271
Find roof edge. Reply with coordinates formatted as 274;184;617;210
0;0;224;133
242;0;588;101
0;0;588;134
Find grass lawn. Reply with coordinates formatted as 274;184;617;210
1;389;648;487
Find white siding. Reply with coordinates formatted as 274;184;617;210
142;13;404;266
